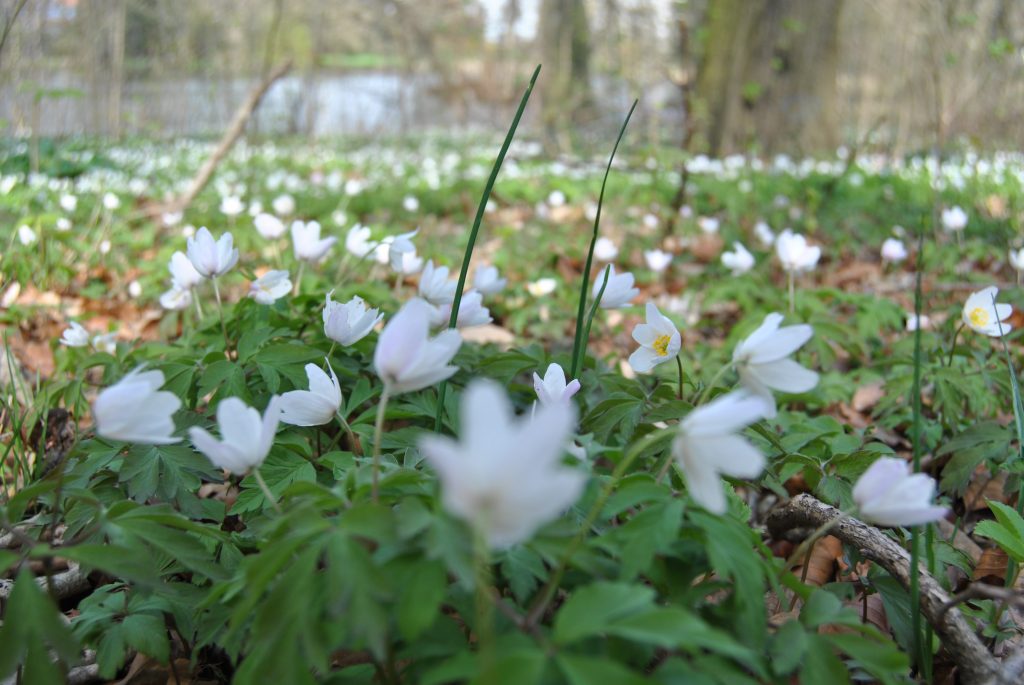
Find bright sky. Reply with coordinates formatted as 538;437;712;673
478;0;540;42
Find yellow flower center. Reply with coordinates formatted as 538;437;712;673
653;334;672;357
968;307;990;328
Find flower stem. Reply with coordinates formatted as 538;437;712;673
675;355;685;401
253;467;281;514
211;276;230;356
337;410;361;456
573;269;610;379
293;261;305;296
945;322;964;367
473;531;496;680
788;270;796;315
326;342;337;363
371;386;391;503
695;362;733;407
193;291;204;320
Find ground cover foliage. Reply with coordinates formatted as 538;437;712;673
2;126;1024;684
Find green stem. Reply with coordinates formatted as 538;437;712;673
211;276;230;355
575;268;610;377
570;99;638;379
675;355;685;401
945;323;964;367
788;270;796;315
371;387;391;503
337;410;360;456
253;467;281;514
473;531;496;680
193;290;204;320
435;65;542;433
325;341;337;363
695;363;733;407
293;261;305;296
909;204;928;675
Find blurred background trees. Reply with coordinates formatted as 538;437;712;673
1;0;1023;155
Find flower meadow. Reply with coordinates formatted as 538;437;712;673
4;124;1024;684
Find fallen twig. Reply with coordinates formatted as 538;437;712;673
938;584;1024;623
0;564;90;601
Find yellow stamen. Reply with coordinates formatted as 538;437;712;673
968;307;990;328
653;334;672;357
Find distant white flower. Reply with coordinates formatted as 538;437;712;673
593;237;619;261
962;286;1012;337
102;192;120;211
60;322;90;347
323;292;383;346
1009;248;1024;273
942;206;968;233
60;194;77;212
187;227;239;278
721;242;755;276
473;265;507;296
679;205;693;219
374;298;461;394
292;220;336;264
128;280;142;298
344;178;365;196
673;391;769;514
247;201;263;217
547;190;566;207
905;313;931;332
732;312;818;418
99;240;112;254
332;209;348;226
189;396;282;474
593;264;638;309
94;368;181;444
754;220;775;247
403;195;420;212
279;362;342;426
169;251;203;289
55;217;72;232
254;213;286;239
533;363;580;405
220;195;244;217
418;379;584;549
644;249;673;273
853;457;947;527
249;270;291;304
419;260;457;306
698;217;720;234
881;238;908;263
17;225;36;245
272;194;295;216
775;229;821;273
629;303;681;373
160;285;192;311
527;278;557;297
392;248;424;275
642;213;659;230
162;211;182;227
92;333;117;355
345;224;376;258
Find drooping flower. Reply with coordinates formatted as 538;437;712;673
853;457;947;527
721;242;755;276
374;298;461;394
644;249;673;273
189;396;282;474
279;362;342;426
775;229;821;273
473;265;507;296
526;278;557;297
628;303;681;373
1009;248;1024;274
254;213;286;239
186;227;239;278
672;391;769;514
593;237;619;261
418;260;457;305
323;292;383;346
390;243;423;275
533;363;580;405
941;206;968;233
881;238;908;263
249;270;292;304
93;368;181;444
732;312;818;418
292;220;337;263
60;322;91;347
418;379;584;549
962;286;1013;337
169;251;203;289
592;264;638;309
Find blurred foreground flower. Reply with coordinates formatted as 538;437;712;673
374;298;461;394
732;313;818;418
292;220;336;263
94;368;181;444
418;380;584;549
672;391;768;514
323;292;383;346
189;397;282;474
186;227;238;278
629;303;681;373
533;363;580;405
962;286;1012;337
280;362;342;426
853;457;947;527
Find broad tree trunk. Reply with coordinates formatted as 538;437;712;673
539;0;592;150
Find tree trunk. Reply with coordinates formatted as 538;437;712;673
539;0;592;150
694;0;844;155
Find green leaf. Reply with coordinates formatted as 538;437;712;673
800;635;851;685
397;559;447;641
973;520;1024;562
557;654;649;685
553;581;655;644
769;620;807;676
0;570;80;680
800;589;843;628
122;614;170;663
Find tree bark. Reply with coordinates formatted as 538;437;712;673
539;0;592;150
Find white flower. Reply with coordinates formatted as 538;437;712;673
403;195;420;212
99;239;111;254
418;379;584;549
55;217;72;232
249;270;292;304
17;225;36;246
160;285;192;311
128;280;142;298
169;250;203;289
220;195;244;217
547;190;566;207
642;213;659;230
186;227;239;278
881;238;908;263
473;265;507;296
775;229;821;273
1009;248;1024;273
248;201;263;217
162;211;183;227
533;363;580;405
629;303;681;373
644;249;673;273
279;362;342;426
721;242;755;275
853;457;947;527
92;333;117;354
698;216;720;234
906;313;931;332
526;278;557;297
60;194;77;212
291;220;337;263
942;206;968;233
673;391;769;514
392;248;424;275
754;220;775;247
254;213;286;239
449;290;492;328
374;298;461;394
419;260;457;305
323;292;383;345
593;237;619;261
102;192;120;210
732;312;818;418
189;396;282;474
94;368;181;444
60;322;90;347
592;264;638;309
962;286;1012;337
345;224;376;258
272;194;295;216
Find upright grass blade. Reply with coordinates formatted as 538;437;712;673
433;65;541;432
569;99;638;380
908;212;927;676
